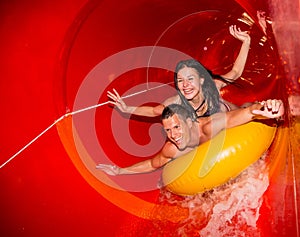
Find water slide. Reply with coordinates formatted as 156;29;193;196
1;0;299;236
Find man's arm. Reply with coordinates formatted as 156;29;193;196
226;99;284;127
201;99;284;141
96;141;177;175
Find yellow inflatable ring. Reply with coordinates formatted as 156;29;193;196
162;121;277;196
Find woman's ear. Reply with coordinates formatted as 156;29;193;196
200;77;204;85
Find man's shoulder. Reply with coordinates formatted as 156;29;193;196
163;94;180;106
161;141;178;158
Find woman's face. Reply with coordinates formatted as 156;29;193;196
176;66;203;101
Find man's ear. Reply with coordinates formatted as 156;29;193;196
186;118;193;128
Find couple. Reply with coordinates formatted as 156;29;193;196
97;25;283;176
97;100;284;175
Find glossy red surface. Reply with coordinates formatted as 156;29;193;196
0;0;299;236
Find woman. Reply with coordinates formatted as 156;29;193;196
170;59;239;120
107;25;250;118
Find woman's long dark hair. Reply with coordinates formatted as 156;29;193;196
174;59;221;120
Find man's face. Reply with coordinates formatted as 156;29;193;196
162;114;192;150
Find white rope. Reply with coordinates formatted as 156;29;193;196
0;83;173;169
0;114;66;169
68;101;109;116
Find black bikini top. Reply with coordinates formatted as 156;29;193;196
194;100;209;118
195;100;230;118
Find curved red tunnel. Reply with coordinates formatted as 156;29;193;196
0;0;299;236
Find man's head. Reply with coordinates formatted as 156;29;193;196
161;104;194;150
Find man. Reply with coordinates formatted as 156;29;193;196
96;99;284;175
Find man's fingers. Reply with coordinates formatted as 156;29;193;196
96;164;108;169
251;109;263;115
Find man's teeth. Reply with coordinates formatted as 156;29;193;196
175;137;182;142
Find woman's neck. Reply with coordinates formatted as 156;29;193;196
190;94;204;109
190;95;207;116
195;102;208;116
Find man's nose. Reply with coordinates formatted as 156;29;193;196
170;129;177;139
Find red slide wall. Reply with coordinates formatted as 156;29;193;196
0;0;299;236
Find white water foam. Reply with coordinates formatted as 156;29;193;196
159;158;269;237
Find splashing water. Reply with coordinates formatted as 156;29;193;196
159;158;269;237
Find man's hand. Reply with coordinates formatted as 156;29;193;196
252;99;284;119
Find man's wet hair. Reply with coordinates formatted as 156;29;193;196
161;104;197;122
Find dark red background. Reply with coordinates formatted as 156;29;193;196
0;0;299;236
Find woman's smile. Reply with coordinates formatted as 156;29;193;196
177;67;201;100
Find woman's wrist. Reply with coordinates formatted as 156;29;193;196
243;39;251;47
126;106;136;114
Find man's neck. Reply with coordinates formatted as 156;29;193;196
188;122;201;148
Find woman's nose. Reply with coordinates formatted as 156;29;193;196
183;79;189;87
183;78;192;87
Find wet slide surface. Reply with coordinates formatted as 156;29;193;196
0;0;299;236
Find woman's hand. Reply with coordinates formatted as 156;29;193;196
229;25;251;44
107;88;131;113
